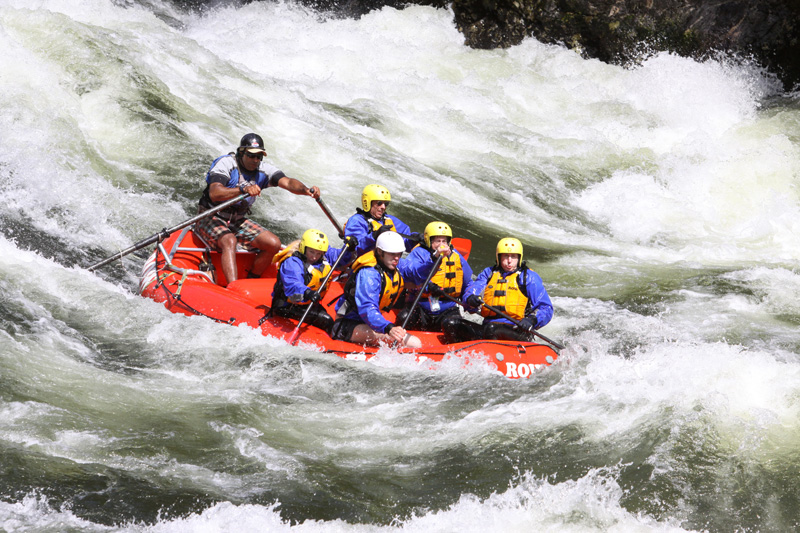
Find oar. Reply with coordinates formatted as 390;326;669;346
438;293;565;351
399;252;445;334
87;193;249;272
316;198;344;239
287;243;352;345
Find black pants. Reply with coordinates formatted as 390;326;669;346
395;305;461;332
273;302;334;334
442;317;533;344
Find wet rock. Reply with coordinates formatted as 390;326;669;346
451;0;800;90
170;0;800;90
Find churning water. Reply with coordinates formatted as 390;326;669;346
2;0;800;531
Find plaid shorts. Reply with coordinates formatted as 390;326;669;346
194;214;267;252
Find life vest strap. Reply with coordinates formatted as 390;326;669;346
214;210;245;222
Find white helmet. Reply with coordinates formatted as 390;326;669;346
375;231;405;253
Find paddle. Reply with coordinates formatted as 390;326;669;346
450;237;472;260
316;198;344;239
399;251;445;334
87;193;249;272
437;293;565;351
287;241;353;345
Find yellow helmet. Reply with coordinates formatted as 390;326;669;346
361;184;391;211
423;221;452;248
299;229;329;255
496;237;523;264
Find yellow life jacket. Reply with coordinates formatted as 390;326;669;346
420;246;464;297
304;261;332;295
366;216;395;233
481;267;529;320
275;250;332;305
273;240;300;265
348;250;405;311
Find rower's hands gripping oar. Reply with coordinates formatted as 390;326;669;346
286;236;355;346
87;193;249;272
396;249;445;346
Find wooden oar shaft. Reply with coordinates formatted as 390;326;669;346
316;198;344;239
87;193;249;272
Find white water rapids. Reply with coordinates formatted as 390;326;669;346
2;0;800;531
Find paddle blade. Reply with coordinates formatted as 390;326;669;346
287;327;301;346
451;237;472;260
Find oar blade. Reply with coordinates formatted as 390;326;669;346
451;237;472;260
287;327;301;346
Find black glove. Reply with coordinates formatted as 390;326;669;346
408;232;423;245
427;283;445;297
372;224;392;239
465;294;482;308
303;289;321;303
518;316;536;332
344;235;358;250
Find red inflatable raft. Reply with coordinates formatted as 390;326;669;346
138;227;559;379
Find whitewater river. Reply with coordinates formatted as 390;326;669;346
2;0;800;531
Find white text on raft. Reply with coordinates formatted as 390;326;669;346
505;362;546;378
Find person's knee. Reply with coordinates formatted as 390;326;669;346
441;316;466;343
483;322;503;339
218;233;237;250
254;231;281;253
483;322;522;341
395;308;411;327
441;315;460;331
352;324;376;345
404;334;422;349
315;311;334;333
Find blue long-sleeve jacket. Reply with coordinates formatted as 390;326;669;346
277;245;352;303
398;246;474;314
343;211;415;257
464;266;554;328
334;267;396;334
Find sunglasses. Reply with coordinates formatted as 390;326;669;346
244;152;264;160
372;200;390;207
